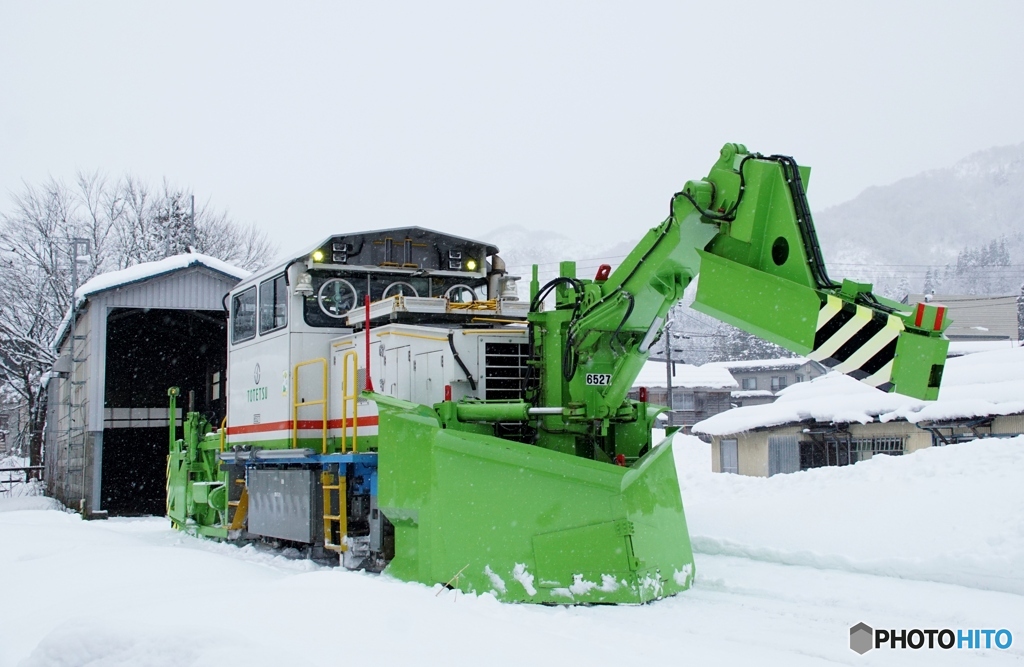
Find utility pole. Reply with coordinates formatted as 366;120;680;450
665;320;675;414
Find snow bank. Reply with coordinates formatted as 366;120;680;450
695;346;1024;435
673;433;1024;595
0;492;62;511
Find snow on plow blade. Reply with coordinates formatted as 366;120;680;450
374;394;695;604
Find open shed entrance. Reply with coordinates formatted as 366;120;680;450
102;307;227;515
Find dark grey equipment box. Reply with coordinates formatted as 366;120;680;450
247;469;316;543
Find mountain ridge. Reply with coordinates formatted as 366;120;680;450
488;142;1024;299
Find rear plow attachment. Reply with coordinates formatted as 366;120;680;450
374;395;695;604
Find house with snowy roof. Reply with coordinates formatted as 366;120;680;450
45;253;248;517
629;359;737;430
704;357;826;407
692;346;1024;477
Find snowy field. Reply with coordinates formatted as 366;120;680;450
1;436;1022;666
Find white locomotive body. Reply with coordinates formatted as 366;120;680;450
223;227;527;454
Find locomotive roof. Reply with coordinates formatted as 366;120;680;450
237;226;501;289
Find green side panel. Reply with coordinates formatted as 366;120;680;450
621;432;695;600
532;521;635;585
891;332;949;400
167;453;188;525
374;394;694;604
692;250;820;354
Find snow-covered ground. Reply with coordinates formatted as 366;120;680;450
1;436;1021;666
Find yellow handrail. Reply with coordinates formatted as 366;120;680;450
292;358;328;453
341;350;359;453
219;416;227;452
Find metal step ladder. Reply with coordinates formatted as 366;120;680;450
227;478;249;531
66;334;88;499
321;467;347;553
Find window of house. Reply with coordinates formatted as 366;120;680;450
741;377;756;390
853;436;904;460
259;274;288;334
671;390;696;410
231;287;257;343
720;438;739;474
771;376;787;391
795;374;804;383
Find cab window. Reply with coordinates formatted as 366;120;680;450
259;274;288;334
231;287;257;343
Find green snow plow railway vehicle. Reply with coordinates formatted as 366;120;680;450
167;144;949;604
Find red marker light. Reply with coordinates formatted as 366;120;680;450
444;384;452;401
614;454;627;467
639;387;648;403
595;264;612;282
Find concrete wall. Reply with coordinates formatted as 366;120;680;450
711;427;803;477
848;421;931;455
45;302;94;511
993;415;1024;436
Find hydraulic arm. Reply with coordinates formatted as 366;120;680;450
517;143;947;454
428;143;948;463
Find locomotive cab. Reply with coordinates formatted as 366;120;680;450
187;226;527;567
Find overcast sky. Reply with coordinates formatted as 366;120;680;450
3;1;1023;261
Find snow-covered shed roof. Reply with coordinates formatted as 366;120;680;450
693;346;1024;436
73;253;249;302
633;360;738;390
53;253;249;350
704;357;817;372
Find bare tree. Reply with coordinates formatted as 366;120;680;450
0;173;276;464
0;177;105;464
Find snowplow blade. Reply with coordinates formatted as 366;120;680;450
373;394;695;604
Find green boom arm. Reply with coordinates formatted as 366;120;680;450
528;143;947;448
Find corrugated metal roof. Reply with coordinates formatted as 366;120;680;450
907;294;1018;341
94;266;236;310
53;265;241;350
